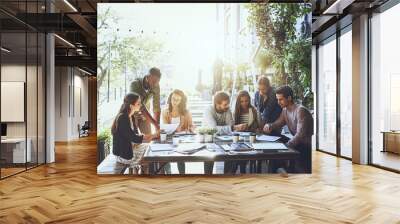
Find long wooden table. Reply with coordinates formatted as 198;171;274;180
142;134;300;175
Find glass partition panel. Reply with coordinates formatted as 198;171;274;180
317;36;337;154
1;30;28;177
339;29;352;158
371;4;400;171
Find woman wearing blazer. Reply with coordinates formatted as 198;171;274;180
111;92;159;173
161;89;195;174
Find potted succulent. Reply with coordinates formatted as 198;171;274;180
196;127;208;143
205;127;217;143
97;128;112;165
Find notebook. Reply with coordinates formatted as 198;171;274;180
221;143;253;152
232;131;252;136
256;135;281;142
251;142;288;150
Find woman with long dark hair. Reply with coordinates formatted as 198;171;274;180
111;92;158;173
233;90;261;132
161;89;194;174
229;90;261;174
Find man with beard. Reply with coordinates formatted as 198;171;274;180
263;86;313;173
202;91;236;175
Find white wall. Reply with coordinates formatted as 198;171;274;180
1;65;27;138
1;63;46;164
54;67;89;141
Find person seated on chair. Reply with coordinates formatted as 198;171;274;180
161;89;195;174
234;90;261;133
232;90;262;173
203;91;245;174
263;86;313;173
111;92;159;174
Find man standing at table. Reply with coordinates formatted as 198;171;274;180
254;75;282;135
253;75;282;173
263;86;313;173
130;67;161;134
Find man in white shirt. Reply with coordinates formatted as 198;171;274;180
202;91;235;174
202;91;234;135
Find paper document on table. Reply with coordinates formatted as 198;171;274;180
150;144;174;152
233;131;251;136
256;135;281;142
175;143;206;154
215;135;232;141
252;142;288;150
160;123;179;135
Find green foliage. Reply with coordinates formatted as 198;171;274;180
98;128;112;146
255;49;273;73
97;6;163;106
285;38;313;107
197;127;217;135
236;62;250;74
197;127;209;135
205;127;218;135
246;3;313;109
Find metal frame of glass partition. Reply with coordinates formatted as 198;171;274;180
0;1;47;179
315;20;353;161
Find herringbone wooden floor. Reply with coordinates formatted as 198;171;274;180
1;135;400;224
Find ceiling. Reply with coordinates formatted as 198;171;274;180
1;0;396;74
311;0;390;43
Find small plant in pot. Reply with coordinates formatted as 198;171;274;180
205;127;217;143
196;127;208;143
97;128;111;165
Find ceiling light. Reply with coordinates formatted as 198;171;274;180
54;34;75;48
63;0;78;12
1;47;11;53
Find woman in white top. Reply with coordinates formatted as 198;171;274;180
162;89;195;133
161;89;195;174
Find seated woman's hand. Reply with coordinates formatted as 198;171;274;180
234;124;248;131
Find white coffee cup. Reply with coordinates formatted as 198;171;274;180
233;134;239;143
249;134;256;144
172;136;180;146
160;133;167;142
